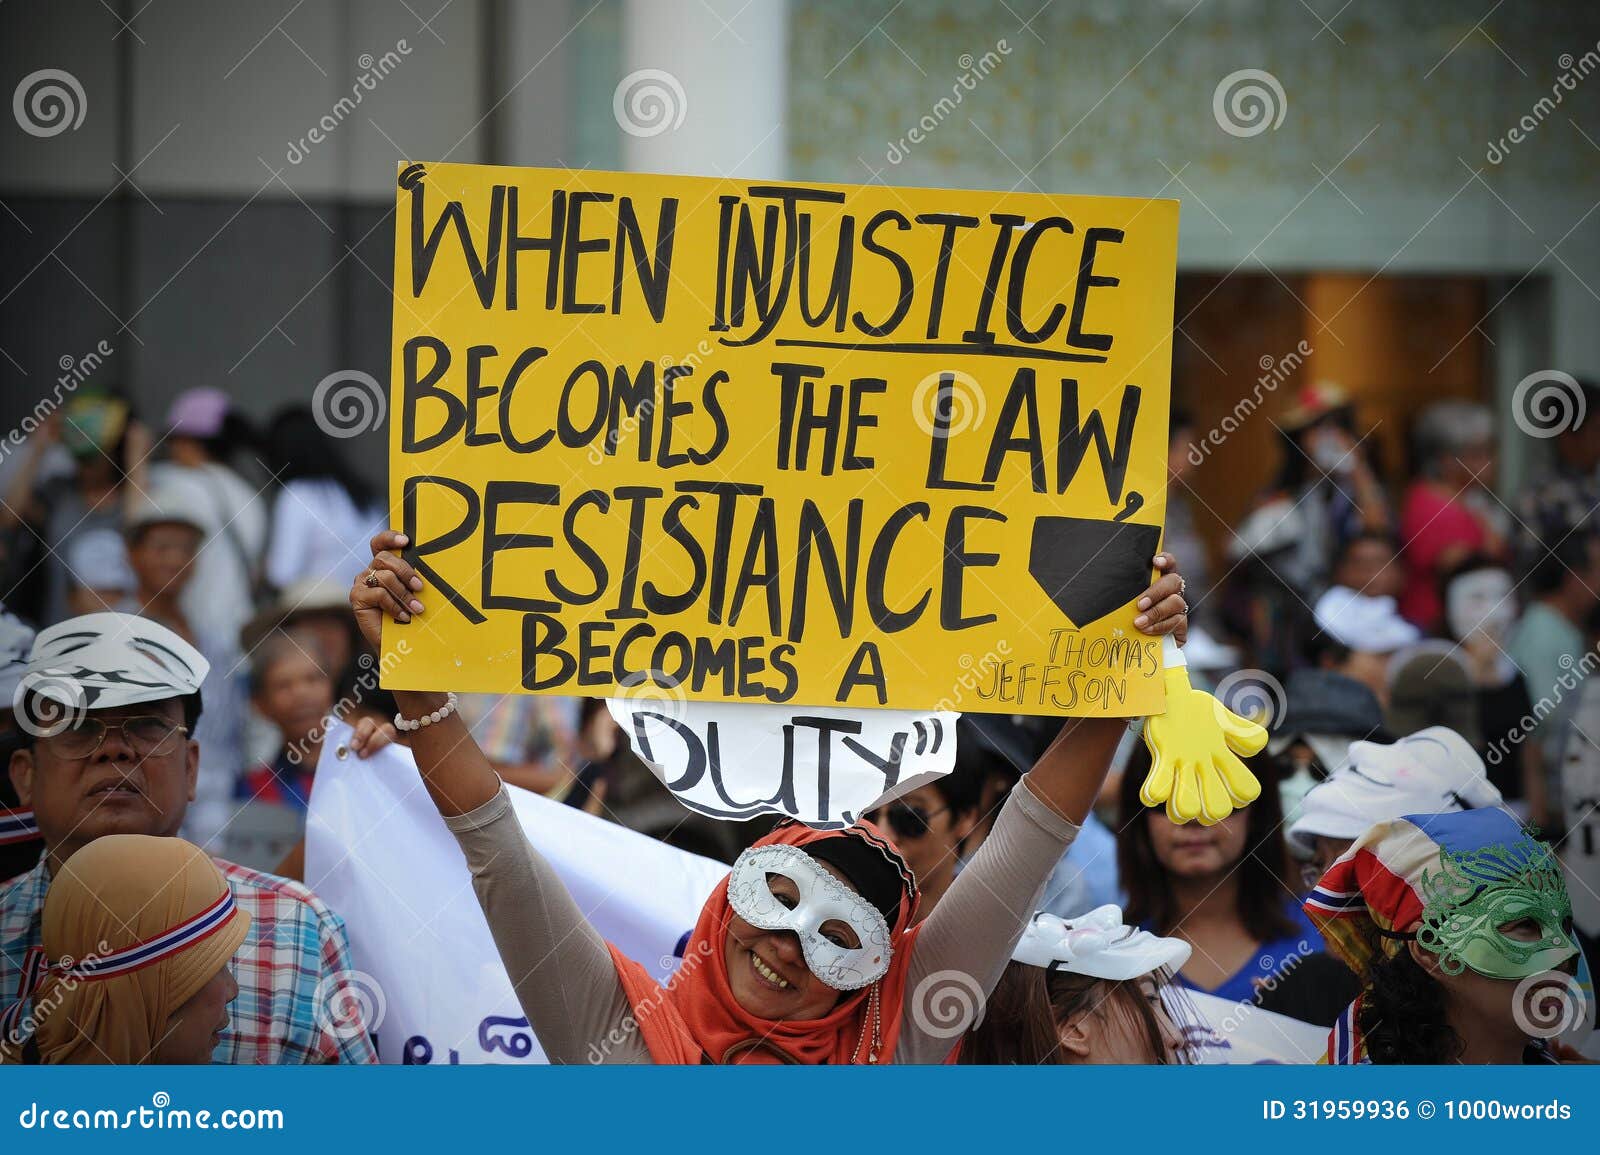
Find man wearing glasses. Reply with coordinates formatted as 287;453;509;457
1;612;375;1064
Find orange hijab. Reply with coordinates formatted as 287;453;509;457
609;819;921;1064
1;835;249;1065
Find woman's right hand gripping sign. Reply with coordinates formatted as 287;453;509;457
1139;636;1266;825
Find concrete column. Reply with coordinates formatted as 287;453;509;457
618;0;786;179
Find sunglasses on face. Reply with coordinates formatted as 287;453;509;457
44;715;188;761
882;800;950;840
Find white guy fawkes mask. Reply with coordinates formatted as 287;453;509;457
726;844;893;990
1445;568;1516;644
1011;905;1191;980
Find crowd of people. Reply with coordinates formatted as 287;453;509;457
0;375;1593;1066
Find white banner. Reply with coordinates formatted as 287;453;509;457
1179;990;1325;1065
1562;679;1600;939
608;698;959;828
305;722;725;1063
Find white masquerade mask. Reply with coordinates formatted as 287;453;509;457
1011;905;1191;981
726;844;893;991
1445;568;1515;643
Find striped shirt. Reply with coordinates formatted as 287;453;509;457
1;852;376;1064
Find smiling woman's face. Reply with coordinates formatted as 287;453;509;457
722;863;862;1021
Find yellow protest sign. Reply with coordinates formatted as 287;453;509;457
386;162;1178;715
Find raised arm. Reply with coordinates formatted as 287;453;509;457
897;556;1187;1063
0;411;60;531
350;530;500;816
348;531;645;1062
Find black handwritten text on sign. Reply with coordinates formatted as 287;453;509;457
386;163;1178;715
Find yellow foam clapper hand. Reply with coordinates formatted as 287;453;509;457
1139;639;1266;825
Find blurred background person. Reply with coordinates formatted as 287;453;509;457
61;527;136;617
1383;642;1483;755
1399;401;1505;632
1230;382;1391;603
1267;667;1389;826
0;612;42;883
238;631;334;813
120;491;248;851
1308;582;1421;707
243;577;366;686
0;393;138;625
135;387;268;649
262;407;384;594
958;906;1192;1065
1516;376;1600;575
1441;555;1543;818
1508;532;1600;813
455;693;581;801
0;835;249;1065
1326;531;1406;602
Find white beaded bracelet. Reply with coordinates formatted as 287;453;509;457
395;692;459;732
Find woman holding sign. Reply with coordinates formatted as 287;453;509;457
350;530;1198;1064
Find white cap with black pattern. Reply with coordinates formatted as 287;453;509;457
20;612;208;716
0;611;35;706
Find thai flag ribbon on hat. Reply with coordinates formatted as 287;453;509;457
1;889;237;1043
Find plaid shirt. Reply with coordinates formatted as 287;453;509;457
1;853;376;1065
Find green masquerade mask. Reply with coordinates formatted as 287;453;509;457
1413;836;1579;981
